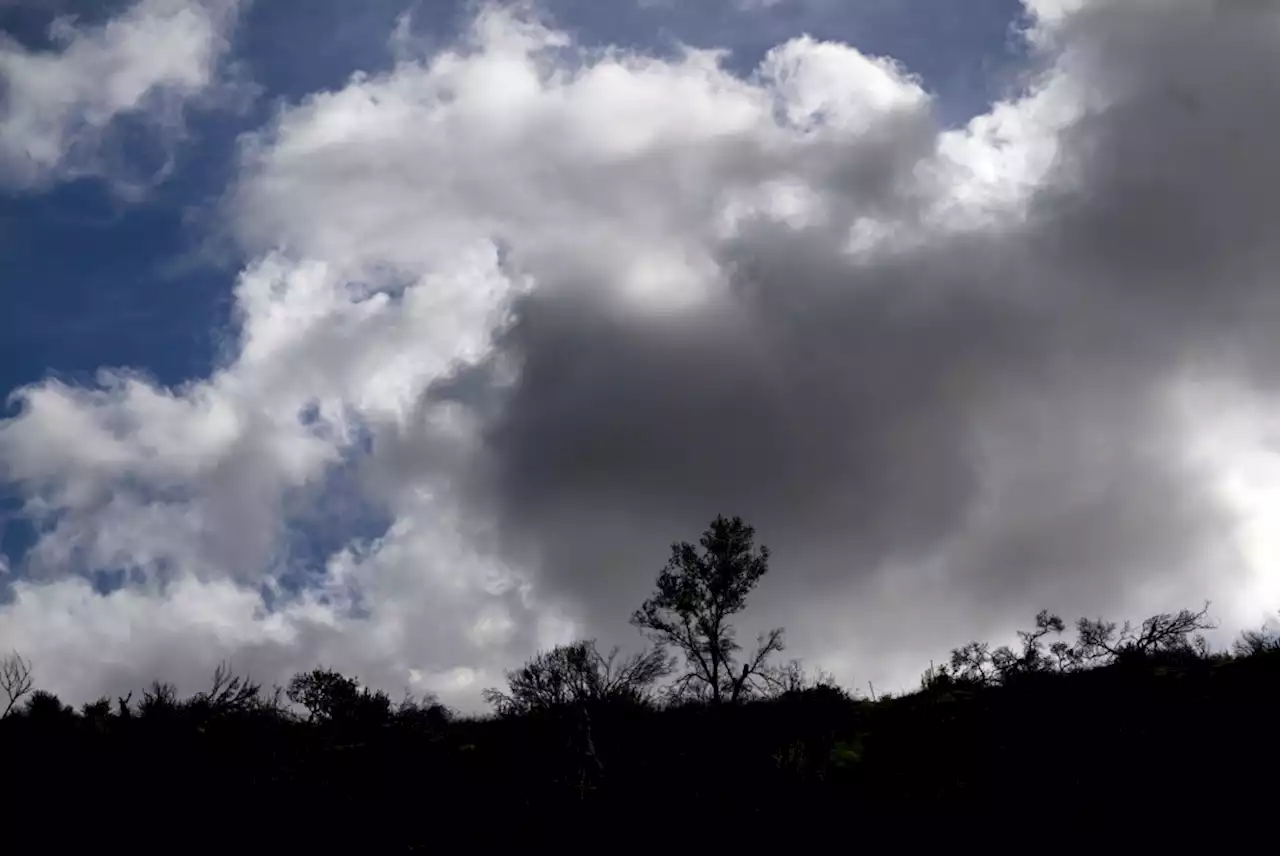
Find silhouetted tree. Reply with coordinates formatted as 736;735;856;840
286;667;392;727
632;515;785;704
395;691;452;729
950;605;1216;686
0;651;33;718
977;610;1073;680
189;661;263;716
81;697;113;728
483;639;673;715
947;611;1072;685
1011;610;1068;672
1077;601;1216;664
287;668;360;722
138;681;180;718
1232;623;1279;656
765;658;842;698
948;640;998;685
23;689;73;722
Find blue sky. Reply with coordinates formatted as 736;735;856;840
3;0;1275;709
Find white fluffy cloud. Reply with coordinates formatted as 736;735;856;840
234;8;931;312
0;0;244;189
0;243;537;706
2;0;1279;708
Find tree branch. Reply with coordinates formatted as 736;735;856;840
0;651;34;719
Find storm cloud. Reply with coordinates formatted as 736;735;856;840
423;0;1280;671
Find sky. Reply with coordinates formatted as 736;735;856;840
1;0;1278;710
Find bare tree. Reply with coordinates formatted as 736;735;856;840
138;681;179;716
948;641;998;686
190;661;263;715
632;515;785;704
949;611;1075;686
592;642;676;703
1048;639;1083;673
988;610;1071;679
483;639;674;715
1;651;33;718
1077;601;1216;664
763;658;841;698
1013;610;1068;671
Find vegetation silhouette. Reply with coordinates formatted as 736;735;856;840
632;515;786;703
482;638;674;715
1;516;1277;847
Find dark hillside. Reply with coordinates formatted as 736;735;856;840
2;631;1275;848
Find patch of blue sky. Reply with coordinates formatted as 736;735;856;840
269;410;393;609
0;0;135;49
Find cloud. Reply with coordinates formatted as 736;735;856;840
0;0;246;190
3;0;1280;707
0;247;542;706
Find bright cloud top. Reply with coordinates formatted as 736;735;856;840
2;0;1279;709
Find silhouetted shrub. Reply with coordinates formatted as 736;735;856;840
483;639;674;715
0;523;1272;846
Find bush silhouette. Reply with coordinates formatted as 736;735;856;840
0;519;1275;846
484;639;674;715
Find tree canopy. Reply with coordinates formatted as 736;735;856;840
631;515;785;703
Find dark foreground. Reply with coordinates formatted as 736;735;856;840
2;646;1276;849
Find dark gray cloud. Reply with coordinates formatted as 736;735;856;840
433;0;1280;676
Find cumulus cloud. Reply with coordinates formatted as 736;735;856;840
0;0;245;189
2;0;1279;707
0;245;541;706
